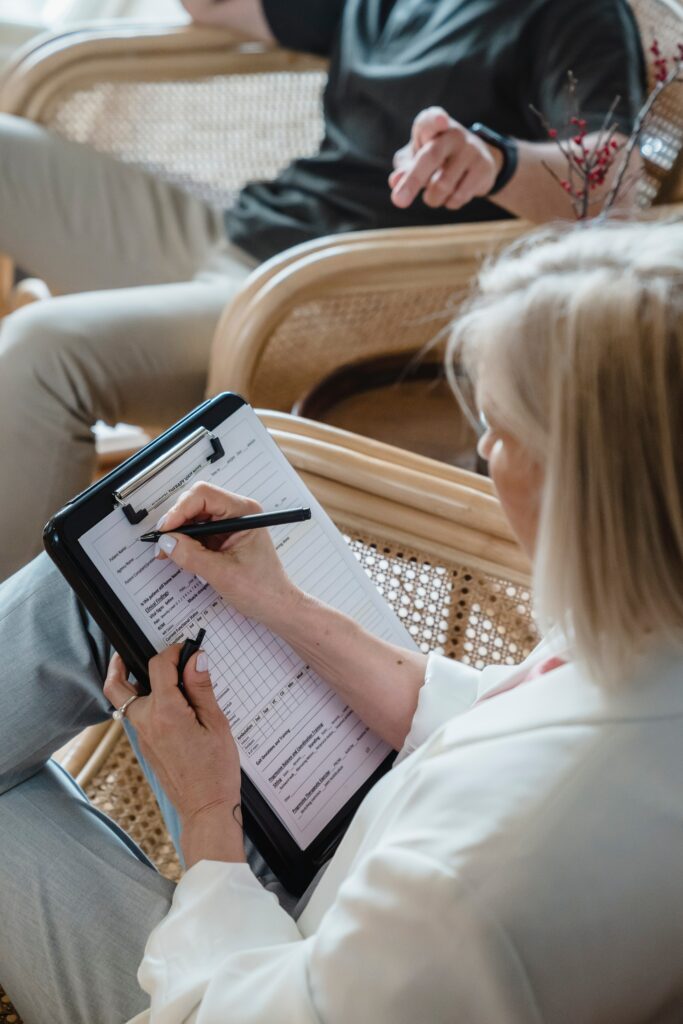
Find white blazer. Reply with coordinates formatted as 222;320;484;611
131;639;683;1023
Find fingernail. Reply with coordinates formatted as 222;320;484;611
196;651;209;672
155;513;167;529
154;542;161;558
196;574;207;585
159;535;177;555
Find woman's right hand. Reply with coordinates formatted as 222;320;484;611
155;482;301;628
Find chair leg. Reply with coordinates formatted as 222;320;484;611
0;254;13;318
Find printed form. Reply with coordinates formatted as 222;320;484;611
80;407;415;850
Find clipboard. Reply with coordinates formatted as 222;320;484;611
43;393;404;895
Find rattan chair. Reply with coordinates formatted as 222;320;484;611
0;0;681;322
0;412;537;1021
0;21;326;316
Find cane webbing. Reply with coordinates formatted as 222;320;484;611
45;71;325;210
251;285;461;413
0;995;17;1024
629;0;683;203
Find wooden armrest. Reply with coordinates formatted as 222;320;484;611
0;22;325;119
259;410;530;581
207;220;531;404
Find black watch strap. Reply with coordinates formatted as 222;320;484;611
469;123;519;196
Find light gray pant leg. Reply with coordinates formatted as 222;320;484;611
0;760;173;1024
0;553;113;792
0;269;250;582
0;112;222;292
0;554;173;1022
0;550;183;854
0;112;255;581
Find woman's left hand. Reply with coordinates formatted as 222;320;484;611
104;647;246;868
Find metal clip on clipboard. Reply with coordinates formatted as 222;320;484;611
113;427;225;525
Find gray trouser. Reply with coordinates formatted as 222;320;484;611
0;554;301;1024
0;554;172;1023
0;113;256;583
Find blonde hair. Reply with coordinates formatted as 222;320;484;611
449;219;683;685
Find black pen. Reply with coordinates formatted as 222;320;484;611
140;506;312;543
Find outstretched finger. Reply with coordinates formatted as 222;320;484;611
445;168;480;210
391;135;453;208
423;151;472;208
411;106;452;151
388;167;405;190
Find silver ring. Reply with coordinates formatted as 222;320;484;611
112;694;140;721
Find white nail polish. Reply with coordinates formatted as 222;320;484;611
155;513;167;529
159;535;177;555
154;542;161;558
197;574;207;585
196;651;209;672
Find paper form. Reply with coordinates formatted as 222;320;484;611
80;406;416;850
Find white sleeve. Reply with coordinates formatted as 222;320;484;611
138;851;540;1024
396;653;480;764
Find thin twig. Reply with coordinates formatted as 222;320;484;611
586;94;621;166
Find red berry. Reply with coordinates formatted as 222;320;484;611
548;128;558;139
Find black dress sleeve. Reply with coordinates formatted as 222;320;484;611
261;0;347;56
529;0;646;135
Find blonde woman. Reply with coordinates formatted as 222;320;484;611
1;219;682;1023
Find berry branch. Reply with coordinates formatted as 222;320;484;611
532;41;683;220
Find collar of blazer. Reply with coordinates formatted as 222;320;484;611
434;642;683;756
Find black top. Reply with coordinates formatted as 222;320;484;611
227;0;645;261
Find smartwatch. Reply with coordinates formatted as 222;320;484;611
469;123;519;195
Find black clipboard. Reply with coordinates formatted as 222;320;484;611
43;393;395;895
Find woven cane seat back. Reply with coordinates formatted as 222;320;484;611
629;0;683;203
43;67;326;210
250;280;462;413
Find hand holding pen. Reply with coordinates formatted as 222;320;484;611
151;483;307;629
142;506;311;543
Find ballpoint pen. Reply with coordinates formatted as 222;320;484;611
140;506;312;543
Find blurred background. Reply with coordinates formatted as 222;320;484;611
0;0;185;68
